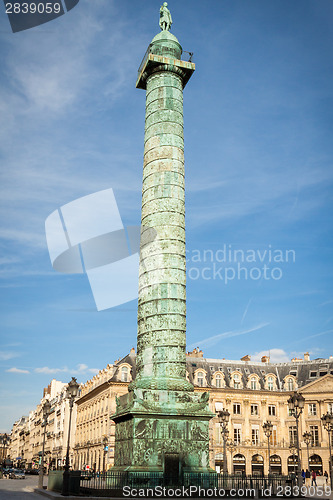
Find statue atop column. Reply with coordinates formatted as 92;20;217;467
159;2;172;31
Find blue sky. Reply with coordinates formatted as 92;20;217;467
0;0;332;432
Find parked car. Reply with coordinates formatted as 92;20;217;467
9;469;25;479
3;468;13;478
25;468;39;475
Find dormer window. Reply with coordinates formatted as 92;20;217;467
215;374;222;388
121;366;129;382
250;377;257;390
197;371;204;387
267;376;274;391
287;378;294;391
233;374;240;389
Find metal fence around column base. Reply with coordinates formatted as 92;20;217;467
79;471;289;496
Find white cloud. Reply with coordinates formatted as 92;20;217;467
34;364;99;375
6;367;30;374
251;348;290;363
241;298;253;325
0;268;55;279
0;228;46;249
319;300;333;307
0;351;21;361
72;364;101;375
0;1;145;267
289;329;333;346
5;8;105;116
304;329;333;341
187;178;227;193
189;323;269;350
77;364;88;372
88;368;99;375
187;155;333;228
0;257;21;265
35;367;68;374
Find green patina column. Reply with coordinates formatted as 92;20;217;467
112;4;214;475
135;30;193;394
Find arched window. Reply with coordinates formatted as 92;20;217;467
233;373;240;389
197;372;204;387
250;377;257;390
287;378;294;391
121;366;129;382
215;374;222;388
267;376;274;391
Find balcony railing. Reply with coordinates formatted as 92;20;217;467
216;440;287;448
137;44;194;79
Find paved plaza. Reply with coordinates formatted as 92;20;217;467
0;475;43;500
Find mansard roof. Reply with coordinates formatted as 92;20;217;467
110;348;136;382
185;356;333;390
79;349;333;395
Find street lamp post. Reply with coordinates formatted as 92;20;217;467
289;444;297;475
61;377;79;497
303;431;311;471
102;437;108;474
288;392;305;488
263;421;273;477
218;409;230;475
38;400;51;489
227;439;236;475
321;412;333;490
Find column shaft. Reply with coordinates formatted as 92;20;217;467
136;70;188;391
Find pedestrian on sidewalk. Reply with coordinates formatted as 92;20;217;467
311;470;317;486
302;469;306;483
305;469;311;486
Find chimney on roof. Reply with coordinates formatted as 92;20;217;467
304;352;310;362
261;355;270;363
186;348;203;358
241;355;251;362
130;347;136;355
43;383;51;397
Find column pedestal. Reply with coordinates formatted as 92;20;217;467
113;389;213;473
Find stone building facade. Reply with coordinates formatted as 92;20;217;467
7;416;28;468
7;350;333;476
74;349;333;476
7;379;77;471
74;349;136;471
46;380;78;470
187;350;333;475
